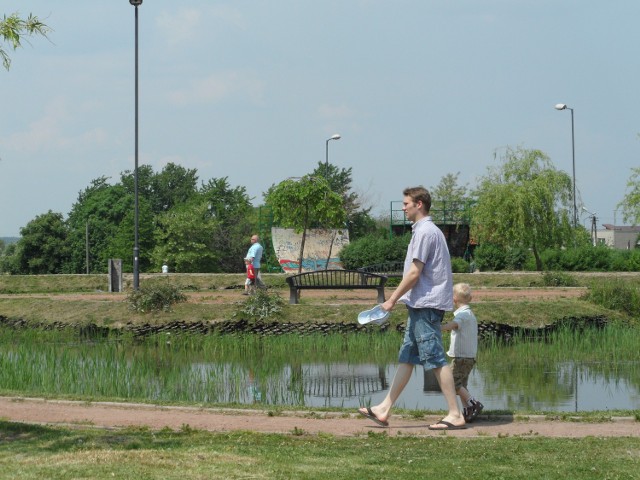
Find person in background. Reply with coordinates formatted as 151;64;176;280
441;282;484;422
358;186;465;430
246;234;267;289
243;257;256;295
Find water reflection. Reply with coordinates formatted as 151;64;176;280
0;329;638;412
183;360;639;412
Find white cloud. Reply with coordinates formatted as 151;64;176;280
318;104;355;120
168;72;264;107
2;97;108;154
155;6;246;49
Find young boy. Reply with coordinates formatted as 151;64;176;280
243;257;256;295
441;283;484;422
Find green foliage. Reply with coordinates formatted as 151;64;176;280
265;175;346;272
127;284;187;313
472;146;573;270
1;12;50;70
586;279;640;317
14;211;70;274
311;162;377;241
617;166;640;225
541;271;578;287
235;290;285;321
473;243;506;271
151;202;221;273
450;256;470;273
339;234;410;269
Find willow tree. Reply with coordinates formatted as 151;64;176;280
1;13;50;70
472;147;574;271
265;175;346;273
617;166;640;225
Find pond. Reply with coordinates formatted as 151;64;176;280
0;325;638;413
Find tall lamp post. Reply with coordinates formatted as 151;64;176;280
325;134;341;178
130;0;142;290
554;103;577;229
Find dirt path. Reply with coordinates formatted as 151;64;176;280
1;396;637;438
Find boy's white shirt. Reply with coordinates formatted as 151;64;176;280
447;304;478;358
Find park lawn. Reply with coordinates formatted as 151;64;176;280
0;421;638;480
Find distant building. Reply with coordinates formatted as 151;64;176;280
596;224;640;249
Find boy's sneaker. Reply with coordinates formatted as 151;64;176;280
469;400;484;421
462;407;472;422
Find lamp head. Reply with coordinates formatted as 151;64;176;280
330;134;341;141
129;0;143;6
555;103;567;110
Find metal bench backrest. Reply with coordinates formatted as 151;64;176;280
287;269;386;288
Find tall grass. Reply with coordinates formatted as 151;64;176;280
585;278;640;317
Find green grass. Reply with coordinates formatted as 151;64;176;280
0;422;638;479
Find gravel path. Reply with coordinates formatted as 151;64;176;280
1;396;637;438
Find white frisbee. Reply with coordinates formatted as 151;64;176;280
357;305;390;325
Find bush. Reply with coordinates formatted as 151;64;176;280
339;234;410;269
541;271;578;287
235;289;284;321
127;284;187;313
451;257;470;273
473;244;506;271
586;279;640;317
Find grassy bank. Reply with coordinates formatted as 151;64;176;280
0;421;638;479
0;272;636;328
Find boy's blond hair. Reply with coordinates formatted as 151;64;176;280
453;283;472;304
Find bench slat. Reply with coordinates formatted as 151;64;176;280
286;269;387;304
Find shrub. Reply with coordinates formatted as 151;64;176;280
127;284;187;313
504;247;530;270
473;243;506;271
541;271;578;287
339;234;410;269
450;257;470;273
586;279;640;317
235;289;284;321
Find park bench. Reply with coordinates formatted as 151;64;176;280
357;261;404;278
285;269;388;305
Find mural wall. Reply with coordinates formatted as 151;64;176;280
271;227;350;272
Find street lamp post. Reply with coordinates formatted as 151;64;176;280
130;0;142;290
325;134;341;178
554;103;577;229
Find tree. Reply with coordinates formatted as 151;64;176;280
265;175;346;273
151;202;220;273
66;176;154;273
200;178;254;272
312;162;376;240
430;172;473;224
1;12;50;70
617;167;640;225
472;147;574;271
14;211;70;274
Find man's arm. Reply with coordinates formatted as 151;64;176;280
381;259;423;311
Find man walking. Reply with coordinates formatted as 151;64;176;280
358;186;465;430
246;234;267;290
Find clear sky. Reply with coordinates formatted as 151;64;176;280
1;1;638;237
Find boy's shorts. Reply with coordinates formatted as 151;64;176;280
397;306;448;370
451;357;476;390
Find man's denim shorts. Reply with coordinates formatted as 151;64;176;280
397;306;448;370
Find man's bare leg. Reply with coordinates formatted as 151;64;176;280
358;363;413;424
431;365;465;427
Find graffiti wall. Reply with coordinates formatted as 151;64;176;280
271;227;350;272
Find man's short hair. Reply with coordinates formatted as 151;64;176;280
403;186;432;213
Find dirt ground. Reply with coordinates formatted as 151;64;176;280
2;286;588;304
1;396;637;438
